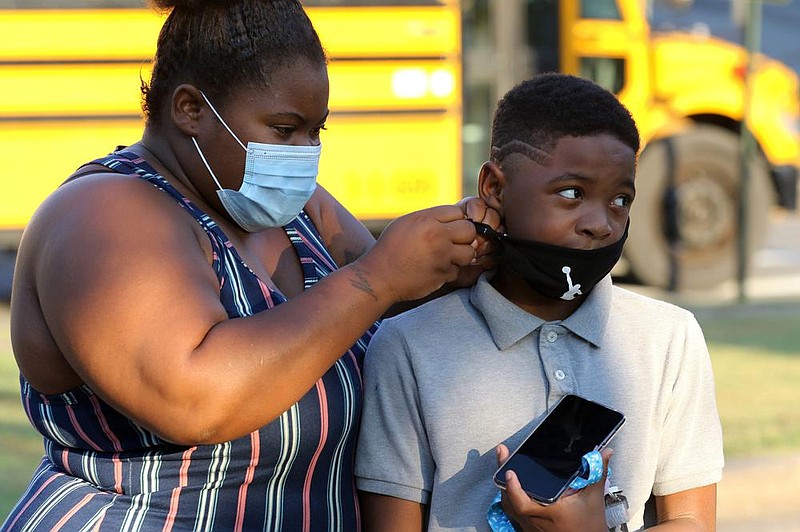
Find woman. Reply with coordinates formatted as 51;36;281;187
4;0;494;529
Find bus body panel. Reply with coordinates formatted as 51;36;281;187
0;4;462;233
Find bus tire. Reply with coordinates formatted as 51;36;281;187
626;124;772;291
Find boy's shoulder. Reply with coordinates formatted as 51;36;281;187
610;283;696;319
606;284;701;339
379;287;477;333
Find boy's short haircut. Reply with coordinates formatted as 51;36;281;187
491;73;640;164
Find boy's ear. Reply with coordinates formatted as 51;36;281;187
478;160;506;216
170;84;205;137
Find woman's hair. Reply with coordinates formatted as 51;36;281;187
490;72;640;163
141;0;327;126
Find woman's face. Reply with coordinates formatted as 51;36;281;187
193;58;330;191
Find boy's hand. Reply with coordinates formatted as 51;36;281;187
495;444;610;532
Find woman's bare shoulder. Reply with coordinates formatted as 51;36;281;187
29;171;188;242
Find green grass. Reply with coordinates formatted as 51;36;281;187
0;318;43;522
1;301;799;519
693;301;800;457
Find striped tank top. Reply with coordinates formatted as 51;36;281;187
3;151;377;532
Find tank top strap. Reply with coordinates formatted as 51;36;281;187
284;212;341;288
89;149;339;300
88;150;225;239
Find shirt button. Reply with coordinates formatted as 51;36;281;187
554;369;566;381
546;331;558;343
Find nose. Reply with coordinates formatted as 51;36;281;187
578;208;614;241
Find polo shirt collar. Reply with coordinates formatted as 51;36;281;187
561;275;612;347
470;273;613;350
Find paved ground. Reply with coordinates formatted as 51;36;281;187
717;451;800;531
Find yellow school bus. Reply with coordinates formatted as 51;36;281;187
558;0;800;290
479;0;799;290
4;0;800;296
0;0;462;249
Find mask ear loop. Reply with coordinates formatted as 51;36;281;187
472;221;507;241
191;136;225;191
198;90;247;151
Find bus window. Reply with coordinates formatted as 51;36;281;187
580;56;626;94
580;0;621;20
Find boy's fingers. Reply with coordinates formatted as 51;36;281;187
503;470;526;506
496;444;510;465
601;447;614;478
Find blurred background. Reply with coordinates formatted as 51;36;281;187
1;0;799;529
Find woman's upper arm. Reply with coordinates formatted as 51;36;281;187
24;176;474;444
30;175;229;436
26;175;404;444
305;184;376;266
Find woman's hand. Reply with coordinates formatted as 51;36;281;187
358;204;479;302
496;444;611;532
450;196;502;288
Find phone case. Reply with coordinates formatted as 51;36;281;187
493;394;625;505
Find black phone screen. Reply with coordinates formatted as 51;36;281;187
494;394;625;503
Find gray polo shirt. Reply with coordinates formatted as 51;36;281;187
355;274;723;531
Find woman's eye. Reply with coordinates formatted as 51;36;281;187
311;124;327;136
273;126;294;137
557;188;580;199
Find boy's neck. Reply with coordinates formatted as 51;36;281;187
489;269;583;322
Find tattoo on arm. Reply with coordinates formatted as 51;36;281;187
343;244;369;266
349;266;378;301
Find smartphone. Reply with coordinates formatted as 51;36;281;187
493;394;625;505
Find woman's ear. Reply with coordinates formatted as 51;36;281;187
170;84;205;137
478;160;506;216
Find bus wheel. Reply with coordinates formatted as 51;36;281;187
626;124;772;291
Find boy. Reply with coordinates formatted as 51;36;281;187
355;73;723;531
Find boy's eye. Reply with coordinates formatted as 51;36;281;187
557;188;580;199
613;195;633;207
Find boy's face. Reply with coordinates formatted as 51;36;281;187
480;134;636;250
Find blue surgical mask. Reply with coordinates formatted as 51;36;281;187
191;91;321;232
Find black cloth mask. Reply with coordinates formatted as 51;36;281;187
474;221;628;301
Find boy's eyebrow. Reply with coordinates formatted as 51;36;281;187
492;140;552;166
548;172;636;191
547;172;591;184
